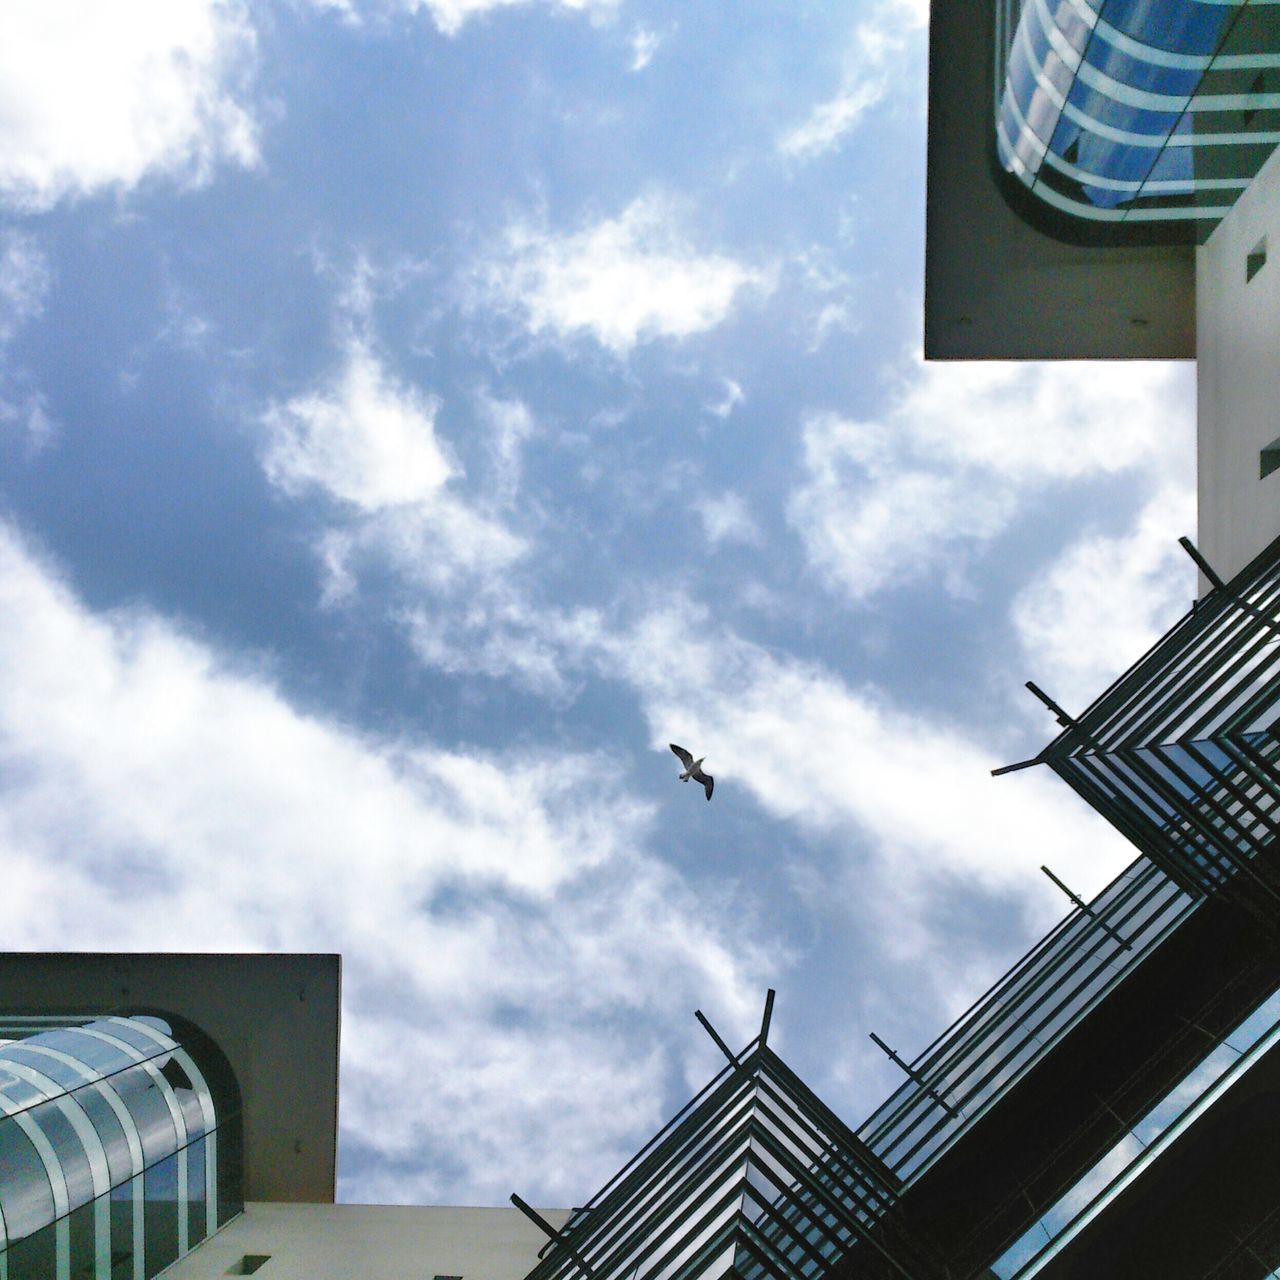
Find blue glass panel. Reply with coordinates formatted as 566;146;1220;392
47;1029;137;1077
1085;39;1203;96
1099;0;1229;55
1044;0;1093;53
5;1046;84;1093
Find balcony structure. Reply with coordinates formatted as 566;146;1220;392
1018;533;1280;910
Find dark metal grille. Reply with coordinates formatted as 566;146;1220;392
1032;533;1280;903
855;854;1194;1183
519;1041;903;1280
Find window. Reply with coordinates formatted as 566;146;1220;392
1248;237;1267;283
1262;437;1280;480
228;1257;271;1275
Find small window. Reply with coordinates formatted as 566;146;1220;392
228;1258;271;1276
1262;437;1280;480
1248;237;1267;282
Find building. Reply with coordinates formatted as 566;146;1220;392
6;2;1280;1278
0;953;564;1279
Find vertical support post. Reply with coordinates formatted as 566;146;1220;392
759;989;776;1050
1041;866;1133;951
510;1195;597;1279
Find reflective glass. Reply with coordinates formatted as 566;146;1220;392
74;1088;134;1188
30;1104;95;1214
114;1066;178;1165
2;1219;55;1280
143;1154;179;1278
0;1119;53;1242
67;1199;96;1280
185;1137;207;1252
35;1030;133;1078
996;0;1279;236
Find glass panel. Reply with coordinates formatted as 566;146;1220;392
31;1104;95;1213
216;1124;243;1228
108;1180;136;1280
43;1030;134;1079
143;1155;178;1279
67;1199;95;1280
0;1118;54;1242
185;1137;207;1252
3;1219;56;1280
113;1066;177;1166
74;1088;134;1189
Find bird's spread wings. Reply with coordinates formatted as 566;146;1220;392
692;769;714;800
670;743;694;767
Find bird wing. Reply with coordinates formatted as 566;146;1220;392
693;769;714;800
670;743;694;767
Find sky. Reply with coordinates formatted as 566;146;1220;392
0;0;1201;1209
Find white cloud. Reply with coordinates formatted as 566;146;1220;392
0;0;259;210
788;357;1195;602
0;231;48;344
587;597;1135;1001
779;0;926;160
0;522;765;1203
478;391;537;508
696;493;760;548
309;0;619;34
473;195;775;354
263;343;454;512
1012;484;1197;716
0;232;54;452
706;377;745;420
629;25;662;71
260;342;525;597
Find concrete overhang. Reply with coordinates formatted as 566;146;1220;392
0;952;340;1204
925;0;1195;360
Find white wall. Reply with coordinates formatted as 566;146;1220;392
1197;141;1280;583
162;1203;571;1280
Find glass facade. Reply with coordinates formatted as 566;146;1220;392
990;983;1280;1278
995;0;1280;240
0;1015;242;1280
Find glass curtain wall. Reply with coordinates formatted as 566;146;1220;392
995;0;1280;239
0;1015;242;1280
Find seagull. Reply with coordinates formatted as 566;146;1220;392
670;744;714;800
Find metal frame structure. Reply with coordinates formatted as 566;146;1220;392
0;1015;242;1280
1017;532;1280;906
515;996;911;1280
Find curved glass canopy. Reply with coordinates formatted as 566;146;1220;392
996;0;1280;240
0;1015;242;1280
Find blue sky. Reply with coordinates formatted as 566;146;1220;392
0;0;1199;1207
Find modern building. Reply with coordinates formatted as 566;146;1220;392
7;2;1280;1279
0;953;564;1280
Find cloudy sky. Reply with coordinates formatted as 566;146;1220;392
0;0;1199;1208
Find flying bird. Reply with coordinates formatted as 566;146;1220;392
670;743;714;800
